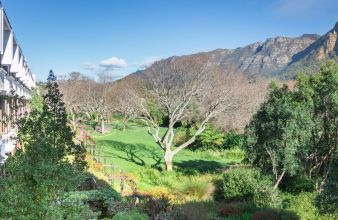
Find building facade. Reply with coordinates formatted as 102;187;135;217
0;2;35;163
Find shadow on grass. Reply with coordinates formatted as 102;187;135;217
97;140;163;169
175;160;225;175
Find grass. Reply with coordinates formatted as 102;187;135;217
86;124;329;219
89;124;244;200
91;125;242;173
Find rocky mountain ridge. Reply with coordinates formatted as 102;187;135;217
135;22;338;79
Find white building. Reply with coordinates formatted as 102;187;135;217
0;2;35;163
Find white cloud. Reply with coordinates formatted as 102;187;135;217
133;56;162;69
99;57;127;69
82;57;127;72
81;56;128;81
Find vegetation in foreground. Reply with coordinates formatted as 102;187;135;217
0;63;337;219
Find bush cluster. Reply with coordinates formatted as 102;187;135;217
279;175;315;194
217;167;278;207
111;210;148;220
184;124;244;151
281;192;320;219
139;167;215;202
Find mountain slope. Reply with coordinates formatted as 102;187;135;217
292;22;338;62
200;34;319;78
281;22;338;78
133;22;338;79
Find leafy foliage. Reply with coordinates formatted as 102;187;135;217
53;192;99;220
111;210;148;220
190;124;225;150
315;156;338;216
244;62;338;189
251;208;299;220
177;176;215;201
190;124;243;151
281;192;323;220
29;87;44;112
279;175;315;194
223;131;244;149
244;83;307;187
218;168;278;207
0;70;87;219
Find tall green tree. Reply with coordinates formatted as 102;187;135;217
0;70;87;219
315;155;338;217
309;62;338;190
244;83;311;189
29;84;44;112
295;62;338;190
244;62;338;190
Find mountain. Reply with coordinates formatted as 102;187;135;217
292;22;338;62
281;22;338;77
134;22;338;79
198;34;320;78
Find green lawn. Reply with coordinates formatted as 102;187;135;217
92;126;237;173
90;125;243;192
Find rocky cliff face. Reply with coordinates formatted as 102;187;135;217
279;22;338;78
134;22;338;79
204;34;320;77
290;22;338;63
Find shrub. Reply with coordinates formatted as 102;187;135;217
223;132;244;149
282;192;322;219
57;192;99;219
177;176;215;201
216;202;298;220
139;167;178;188
111;209;148;220
141;195;172;219
62;188;121;218
189;124;225;150
87;188;121;203
218;168;278;207
279;175;315;194
251;209;299;220
173;129;189;146
217;202;258;219
106;200;133;217
315;158;338;217
316;181;338;217
190;148;245;162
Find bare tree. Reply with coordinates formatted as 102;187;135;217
59;72;91;131
213;77;271;132
112;79;139;131
80;81;114;133
59;72;116;134
131;55;244;171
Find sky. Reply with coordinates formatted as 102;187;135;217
2;0;338;81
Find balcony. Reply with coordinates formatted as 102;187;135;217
0;77;11;96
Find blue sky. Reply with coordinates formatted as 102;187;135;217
2;0;338;81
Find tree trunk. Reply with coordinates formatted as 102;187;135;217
319;155;333;192
164;150;174;172
100;117;105;134
273;170;286;190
